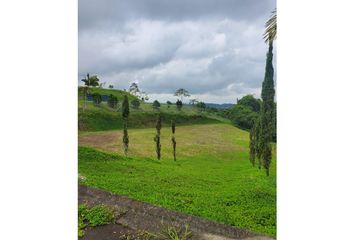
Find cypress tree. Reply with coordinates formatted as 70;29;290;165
154;114;162;160
249;124;256;167
122;95;130;156
171;120;176;161
254;119;262;169
259;41;275;176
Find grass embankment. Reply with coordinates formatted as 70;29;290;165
78;87;228;131
78;124;276;236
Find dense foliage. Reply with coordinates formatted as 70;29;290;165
259;42;275;176
92;93;102;106
222;95;261;130
196;101;206;111
176;100;183;110
130;99;140;109
107;94;118;109
154;115;162;160
122;95;130;155
153;100;161;109
171;120;176;161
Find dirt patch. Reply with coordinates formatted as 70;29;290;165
79;131;121;152
79;185;274;240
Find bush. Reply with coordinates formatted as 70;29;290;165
229;105;259;130
237;95;261;112
153;100;161;109
196;101;206;111
107;94;118;109
131;99;140;109
176;100;183;110
92;93;102;106
166;101;172;108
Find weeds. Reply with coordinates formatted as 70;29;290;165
78;204;115;237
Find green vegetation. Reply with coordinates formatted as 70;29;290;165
153;100;161;109
78;87;225;131
131;98;141;109
221;95;261;130
171;120;176;161
151;225;192;240
92;92;102;106
78;124;276;236
122;95;130;156
78;204;115;237
176;100;182;111
154;114;162;160
258;41;276;176
107;94;118;109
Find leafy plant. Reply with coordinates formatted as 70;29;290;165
152;225;192;240
122;95;130;155
176;100;182;111
92;93;102;106
107;94;118;109
78;204;115;237
153;100;161;109
131;99;141;109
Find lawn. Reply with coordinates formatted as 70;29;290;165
78;123;276;237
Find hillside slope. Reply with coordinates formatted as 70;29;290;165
78;87;229;131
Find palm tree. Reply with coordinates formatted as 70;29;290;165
81;73;100;110
263;9;277;44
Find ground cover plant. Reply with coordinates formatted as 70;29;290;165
78;123;276;236
78;204;115;237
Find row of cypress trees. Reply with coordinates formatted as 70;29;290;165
121;95;177;160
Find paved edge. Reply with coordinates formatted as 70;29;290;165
79;185;275;240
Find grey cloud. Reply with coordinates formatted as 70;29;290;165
79;0;276;103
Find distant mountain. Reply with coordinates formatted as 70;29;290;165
205;103;234;109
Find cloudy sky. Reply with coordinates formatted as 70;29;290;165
79;0;276;104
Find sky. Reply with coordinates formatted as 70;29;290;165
79;0;276;104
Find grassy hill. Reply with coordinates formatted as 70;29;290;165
78;124;276;237
78;87;229;131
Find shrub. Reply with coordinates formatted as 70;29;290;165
237;95;261;112
153;100;161;109
176;100;183;110
107;94;118;109
196;101;206;111
171;120;176;161
154;115;162;160
166;101;172;108
131;99;140;109
122;95;130;155
92;93;102;106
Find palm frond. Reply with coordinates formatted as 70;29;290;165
264;9;277;43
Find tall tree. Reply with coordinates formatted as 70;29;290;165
154;114;162;160
249;9;276;176
174;88;190;103
171;120;176;161
264;9;277;44
81;73;99;110
122;95;130;156
153;100;161;110
260;41;275;176
129;82;140;96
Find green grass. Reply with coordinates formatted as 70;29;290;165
78;204;115;237
78;124;276;237
78;87;230;131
